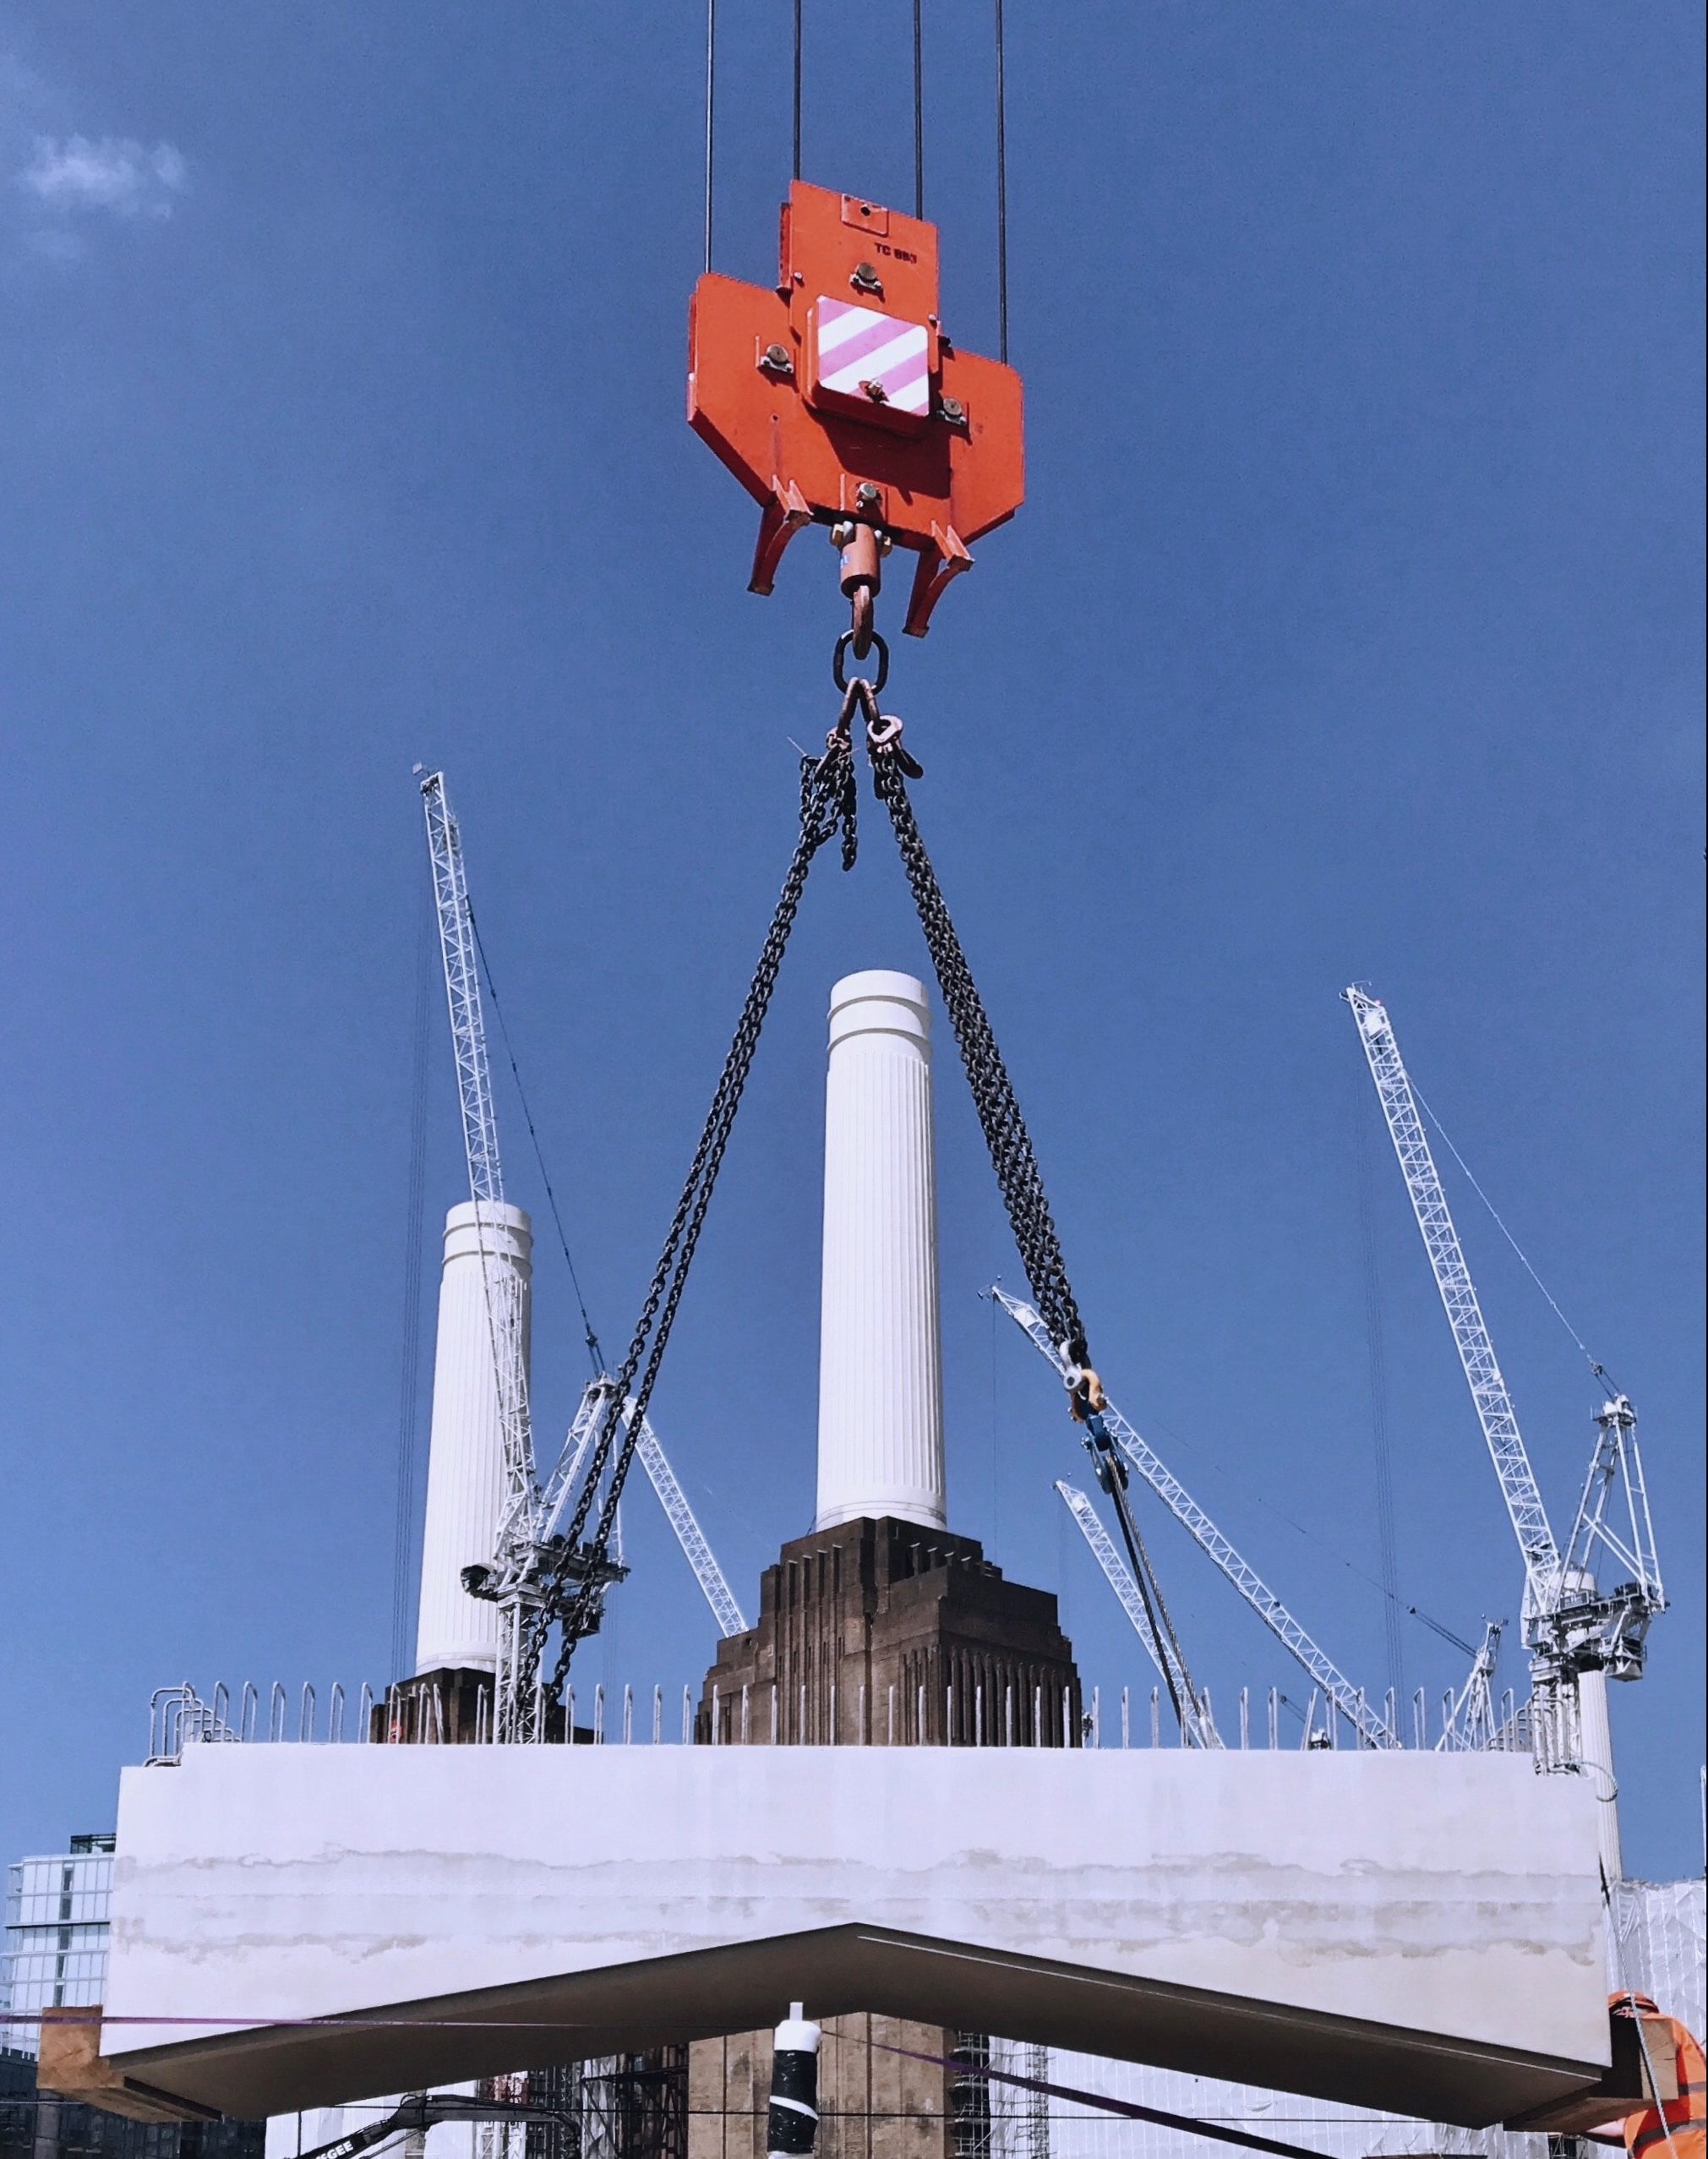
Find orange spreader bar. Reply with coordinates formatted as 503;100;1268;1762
689;182;1024;637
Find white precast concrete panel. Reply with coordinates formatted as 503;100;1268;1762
102;1746;1610;2125
816;970;947;1532
415;1200;532;1674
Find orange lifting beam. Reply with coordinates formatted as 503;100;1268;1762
689;182;1024;639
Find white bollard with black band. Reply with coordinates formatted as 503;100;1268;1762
767;2002;821;2159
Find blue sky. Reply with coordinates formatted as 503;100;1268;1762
2;3;1701;1885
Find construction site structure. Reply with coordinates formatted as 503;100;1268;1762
1000;1294;1400;1751
382;771;756;1752
1346;986;1666;1878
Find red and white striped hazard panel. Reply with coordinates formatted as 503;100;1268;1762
811;298;931;419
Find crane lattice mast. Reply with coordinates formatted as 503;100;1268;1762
636;1418;748;1639
1436;1621;1504;1754
996;1289;1400;1748
1055;1482;1220;1746
1345;987;1561;1627
533;1382;745;1637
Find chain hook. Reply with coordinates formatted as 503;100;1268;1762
866;705;925;779
851;582;876;654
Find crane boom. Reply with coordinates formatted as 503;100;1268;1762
538;1380;612;1543
1344;987;1562;1621
536;1380;748;1638
1055;1481;1220;1746
636;1418;749;1638
419;772;536;1560
295;2094;568;2159
996;1289;1400;1748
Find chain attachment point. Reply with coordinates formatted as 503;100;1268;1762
833;627;889;695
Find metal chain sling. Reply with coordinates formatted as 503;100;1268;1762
533;734;858;1691
541;672;1118;1701
868;735;1087;1369
867;713;1203;1734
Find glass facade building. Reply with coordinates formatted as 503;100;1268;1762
1;1837;115;2058
0;1834;261;2159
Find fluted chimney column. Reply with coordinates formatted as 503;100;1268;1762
415;1200;532;1673
816;970;947;1533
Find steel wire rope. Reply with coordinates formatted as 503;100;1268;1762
1411;1079;1619;1392
854;2033;1334;2159
1108;1474;1193;1731
466;910;605;1373
703;0;717;273
914;0;925;219
792;0;802;180
537;741;856;1688
390;902;435;1681
994;0;1009;361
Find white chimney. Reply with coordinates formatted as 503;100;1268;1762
415;1199;532;1674
815;970;947;1533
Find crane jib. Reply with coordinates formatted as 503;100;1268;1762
995;1288;1402;1752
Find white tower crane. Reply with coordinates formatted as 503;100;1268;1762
531;1377;747;1641
1345;986;1664;1867
996;1289;1400;1749
417;770;745;1737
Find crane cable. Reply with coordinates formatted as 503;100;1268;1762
741;3;1010;360
1411;1078;1618;1394
994;0;1010;361
466;910;606;1373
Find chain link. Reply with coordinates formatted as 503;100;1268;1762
870;745;1087;1368
532;735;857;1693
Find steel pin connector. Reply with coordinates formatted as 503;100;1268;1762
838;522;882;658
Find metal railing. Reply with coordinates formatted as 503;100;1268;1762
145;1677;1539;1762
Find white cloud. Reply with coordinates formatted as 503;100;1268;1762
19;133;188;219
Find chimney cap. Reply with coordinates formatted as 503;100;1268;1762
827;970;930;1051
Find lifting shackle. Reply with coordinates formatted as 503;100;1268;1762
688;183;1024;644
